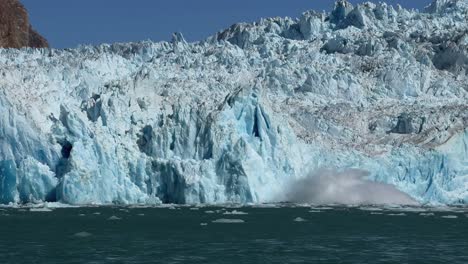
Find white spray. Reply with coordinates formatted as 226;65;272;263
281;169;418;205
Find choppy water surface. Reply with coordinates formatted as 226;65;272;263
1;205;467;264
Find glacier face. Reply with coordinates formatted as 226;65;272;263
0;0;467;205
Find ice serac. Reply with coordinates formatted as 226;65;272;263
0;0;467;205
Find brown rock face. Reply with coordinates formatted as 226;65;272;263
0;0;49;48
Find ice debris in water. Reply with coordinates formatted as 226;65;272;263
420;213;435;216
0;0;467;206
223;210;248;215
108;216;122;221
388;213;407;216
73;232;92;238
359;207;384;211
294;217;307;222
441;215;458;219
212;219;245;224
29;208;53;212
394;207;427;213
311;207;335;211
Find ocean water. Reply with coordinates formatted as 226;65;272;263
0;205;467;264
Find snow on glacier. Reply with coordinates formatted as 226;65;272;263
0;0;467;205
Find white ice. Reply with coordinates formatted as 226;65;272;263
0;0;467;205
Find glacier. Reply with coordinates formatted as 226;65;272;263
0;0;467;205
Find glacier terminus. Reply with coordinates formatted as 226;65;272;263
0;0;467;205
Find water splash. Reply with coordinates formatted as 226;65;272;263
282;169;418;206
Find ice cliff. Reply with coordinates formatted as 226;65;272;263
0;0;467;205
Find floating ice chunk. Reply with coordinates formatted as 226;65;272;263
420;213;435;216
396;208;427;213
309;210;321;213
371;212;383;215
29;208;52;212
200;223;208;226
93;212;101;215
212;218;245;224
108;216;121;220
388;213;406;216
43;202;78;208
441;215;458;219
73;232;92;238
223;210;248;215
190;208;200;210
359;207;384;211
79;214;86;216
252;204;279;208
205;210;215;214
293;217;307;222
138;213;145;216
311;207;334;210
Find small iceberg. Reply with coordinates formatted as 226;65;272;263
29;208;52;212
388;213;406;216
293;217;307;222
223;210;248;215
252;204;279;208
420;213;435;216
441;215;458;219
205;210;215;214
212;219;245;224
359;207;384;212
200;223;208;226
73;232;92;238
108;216;121;221
315;207;334;210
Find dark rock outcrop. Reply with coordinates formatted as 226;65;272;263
0;0;48;48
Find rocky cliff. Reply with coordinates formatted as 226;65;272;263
0;0;48;48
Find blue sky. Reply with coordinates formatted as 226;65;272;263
22;0;433;49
